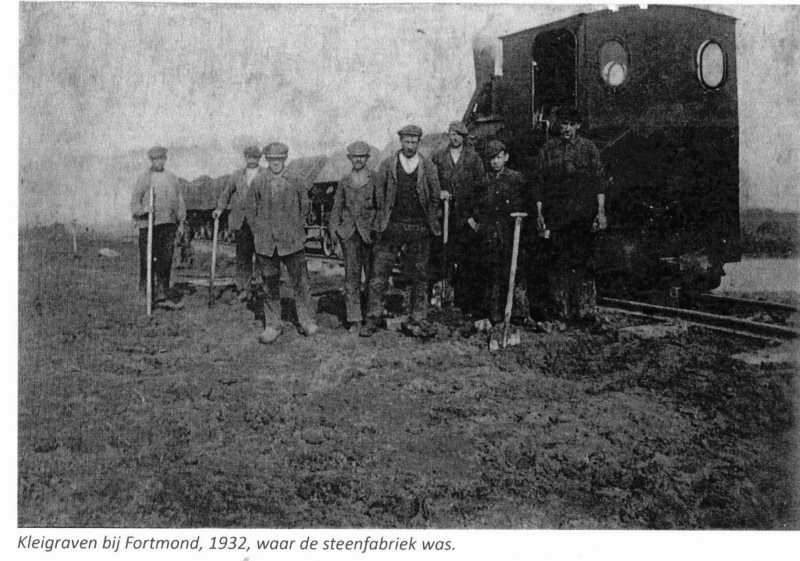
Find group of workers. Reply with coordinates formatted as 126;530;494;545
131;106;607;344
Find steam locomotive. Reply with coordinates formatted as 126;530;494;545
465;5;740;295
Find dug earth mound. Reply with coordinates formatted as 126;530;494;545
18;229;796;528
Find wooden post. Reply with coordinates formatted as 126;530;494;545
146;184;155;316
502;212;528;348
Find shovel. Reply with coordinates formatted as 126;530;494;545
208;216;219;307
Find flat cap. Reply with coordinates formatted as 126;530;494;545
346;141;372;157
397;124;423;138
485;140;507;158
147;146;168;158
556;106;583;123
263;142;289;158
243;146;262;158
448;121;469;136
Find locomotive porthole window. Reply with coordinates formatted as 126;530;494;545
697;40;725;89
599;40;629;87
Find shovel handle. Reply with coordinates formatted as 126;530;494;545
502;214;525;347
443;198;450;244
146;184;155;316
209;217;219;307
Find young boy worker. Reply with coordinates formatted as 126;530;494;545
243;142;319;344
212;145;264;300
329;141;379;332
130;145;186;310
471;140;529;324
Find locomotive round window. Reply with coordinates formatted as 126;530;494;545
697;41;725;88
599;40;628;87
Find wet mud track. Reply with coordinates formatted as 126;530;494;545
18;231;797;528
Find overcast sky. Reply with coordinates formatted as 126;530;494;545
17;2;800;227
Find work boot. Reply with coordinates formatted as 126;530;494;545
401;318;435;339
359;318;380;338
300;321;319;336
346;320;362;334
258;325;282;345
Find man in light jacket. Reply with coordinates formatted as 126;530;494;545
130;145;186;309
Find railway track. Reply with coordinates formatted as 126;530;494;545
599;296;800;341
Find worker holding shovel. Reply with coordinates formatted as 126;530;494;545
130;146;186;312
471;140;530;327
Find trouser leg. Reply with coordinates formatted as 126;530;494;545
340;233;365;323
405;236;431;322
365;237;397;319
153;224;177;296
235;221;255;291
282;249;315;327
138;228;148;293
255;252;282;327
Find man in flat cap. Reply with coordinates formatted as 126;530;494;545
329;141;379;331
360;125;442;338
532;107;607;322
242;142;319;344
431;120;485;313
472;140;529;323
130;146;186;309
213;145;264;300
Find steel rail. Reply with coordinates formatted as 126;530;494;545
697;293;799;314
599;297;799;340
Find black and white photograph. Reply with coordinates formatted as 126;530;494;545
13;0;800;555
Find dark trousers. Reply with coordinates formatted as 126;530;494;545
367;222;431;322
139;224;177;299
255;249;315;328
547;225;597;320
339;231;374;323
234;221;256;291
451;227;484;314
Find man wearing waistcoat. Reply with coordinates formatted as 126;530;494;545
360;125;442;338
329;141;379;331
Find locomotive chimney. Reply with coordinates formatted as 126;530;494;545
466;32;498;120
472;32;495;91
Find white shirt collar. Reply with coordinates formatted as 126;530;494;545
398;152;420;174
449;145;463;164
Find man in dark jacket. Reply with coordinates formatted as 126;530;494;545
329;141;379;330
213;145;264;299
532;107;607;322
360;125;442;337
431;120;485;313
242;142;319;344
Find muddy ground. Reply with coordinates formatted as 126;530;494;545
18;228;797;528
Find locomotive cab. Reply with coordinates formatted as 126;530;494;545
466;5;741;295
